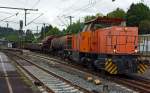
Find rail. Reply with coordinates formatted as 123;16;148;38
6;51;91;93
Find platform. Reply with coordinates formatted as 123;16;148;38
0;52;39;93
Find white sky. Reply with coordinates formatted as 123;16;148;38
0;0;149;32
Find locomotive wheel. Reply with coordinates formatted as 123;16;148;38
87;62;95;70
87;63;92;69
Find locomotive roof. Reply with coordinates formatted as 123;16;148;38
84;17;125;24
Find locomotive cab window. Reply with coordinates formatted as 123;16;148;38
91;23;111;31
82;24;92;32
91;23;103;30
82;25;88;32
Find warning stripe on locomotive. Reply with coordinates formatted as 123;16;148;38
138;63;148;74
105;60;118;74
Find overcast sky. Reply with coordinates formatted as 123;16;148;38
0;0;149;32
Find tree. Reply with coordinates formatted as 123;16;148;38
46;27;61;36
45;25;53;34
84;13;103;22
40;27;45;39
40;25;53;39
107;8;126;19
95;13;103;17
6;34;19;42
126;3;150;26
139;20;150;34
84;15;96;22
0;26;20;42
25;29;35;43
63;21;84;35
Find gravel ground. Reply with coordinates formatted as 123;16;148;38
23;52;137;93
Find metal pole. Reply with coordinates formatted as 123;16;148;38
7;23;9;28
43;23;45;38
66;16;74;34
25;10;27;26
37;26;38;33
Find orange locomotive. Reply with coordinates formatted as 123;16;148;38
61;17;148;74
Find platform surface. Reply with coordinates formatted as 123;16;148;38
0;52;38;93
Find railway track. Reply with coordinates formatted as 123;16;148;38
6;51;91;93
26;52;150;93
113;76;150;93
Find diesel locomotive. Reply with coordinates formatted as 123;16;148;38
25;17;149;74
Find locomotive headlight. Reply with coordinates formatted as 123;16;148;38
113;49;116;53
135;49;138;53
125;27;128;31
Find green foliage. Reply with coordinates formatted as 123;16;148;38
95;13;103;17
39;25;61;40
25;29;35;43
139;20;150;34
84;15;96;22
6;34;19;41
126;3;150;26
107;8;126;19
62;13;103;35
40;25;52;39
2;2;147;43
40;27;45;39
63;21;84;35
84;13;103;22
46;27;62;36
0;26;20;42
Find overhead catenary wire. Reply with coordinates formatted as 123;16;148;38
71;0;97;16
0;6;38;26
53;0;94;28
58;0;82;16
32;22;49;25
57;16;68;27
54;0;97;28
31;0;41;8
1;20;19;24
0;11;14;15
61;0;96;16
26;13;43;26
58;0;117;26
0;12;19;22
12;0;27;5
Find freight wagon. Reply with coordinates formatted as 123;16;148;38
24;43;42;51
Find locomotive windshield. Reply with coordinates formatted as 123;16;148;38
83;17;126;31
91;23;112;30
